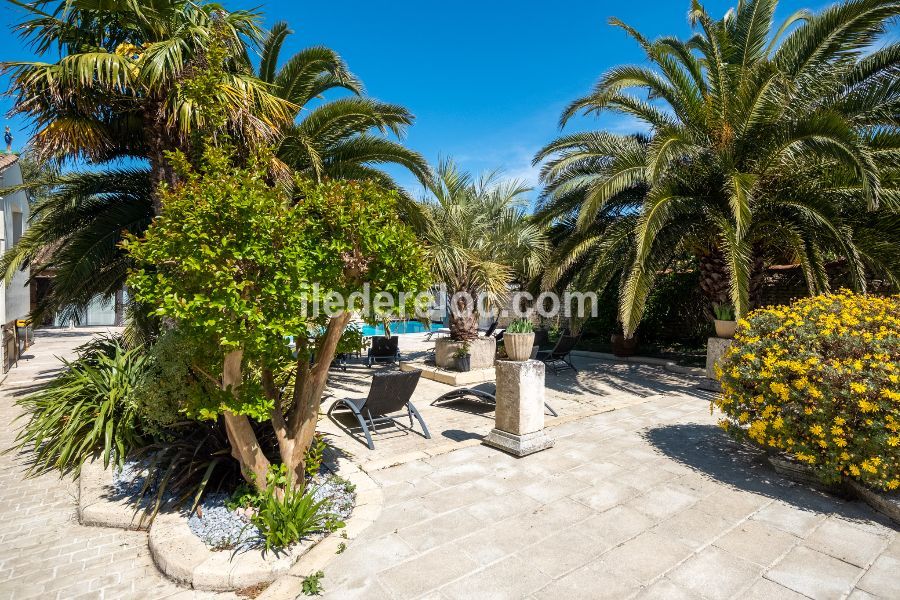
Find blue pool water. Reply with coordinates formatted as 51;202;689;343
360;321;443;336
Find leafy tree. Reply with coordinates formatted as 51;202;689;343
125;146;430;488
421;159;549;341
535;0;900;337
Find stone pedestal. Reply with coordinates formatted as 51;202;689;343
483;360;554;456
702;337;733;392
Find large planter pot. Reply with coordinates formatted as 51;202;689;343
455;354;471;372
435;337;496;370
610;334;638;357
504;332;535;361
714;319;737;339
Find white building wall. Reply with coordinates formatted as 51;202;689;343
0;161;30;323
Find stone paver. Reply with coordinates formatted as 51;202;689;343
0;328;234;600
3;328;900;600
319;373;899;600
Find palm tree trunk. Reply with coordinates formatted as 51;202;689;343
448;290;479;341
698;247;730;308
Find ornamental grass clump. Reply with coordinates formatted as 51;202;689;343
715;291;900;491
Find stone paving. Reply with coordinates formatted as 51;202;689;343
1;329;899;599
0;328;236;600
320;393;900;599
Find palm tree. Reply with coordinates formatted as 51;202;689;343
1;3;429;320
256;22;430;218
422;160;549;341
535;0;900;337
5;0;292;206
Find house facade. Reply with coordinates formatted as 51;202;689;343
0;154;32;372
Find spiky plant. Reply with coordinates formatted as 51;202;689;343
536;0;900;336
422;159;549;341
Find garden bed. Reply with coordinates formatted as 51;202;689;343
78;451;384;592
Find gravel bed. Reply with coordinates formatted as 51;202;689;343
188;472;356;551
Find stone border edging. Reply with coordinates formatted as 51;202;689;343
571;350;706;377
76;452;384;596
78;459;148;531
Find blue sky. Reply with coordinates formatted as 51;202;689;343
0;0;871;198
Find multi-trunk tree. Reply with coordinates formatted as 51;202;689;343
126;146;430;488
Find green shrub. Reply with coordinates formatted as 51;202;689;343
251;466;344;551
506;318;534;334
716;291;900;491
11;336;146;476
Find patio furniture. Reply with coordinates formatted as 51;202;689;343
327;371;430;449
533;328;551;349
482;321;499;337
535;334;581;375
432;382;558;416
366;335;401;367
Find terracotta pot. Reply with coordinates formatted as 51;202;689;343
714;319;737;339
504;332;535;361
610;333;638;357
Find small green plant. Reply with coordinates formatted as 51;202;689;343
506;318;534;334
336;542;346;554
305;433;328;479
251;467;344;551
712;303;735;321
453;342;470;359
301;571;325;596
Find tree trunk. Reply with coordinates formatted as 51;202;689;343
448;291;479;342
278;312;352;485
220;349;271;490
698;247;730;309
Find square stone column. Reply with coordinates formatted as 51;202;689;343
483;360;554;456
700;337;733;392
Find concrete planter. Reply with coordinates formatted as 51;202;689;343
504;332;534;361
714;319;737;339
435;337;495;370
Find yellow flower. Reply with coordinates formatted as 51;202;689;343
850;382;867;394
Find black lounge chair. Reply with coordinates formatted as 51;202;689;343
482;321;499;337
532;328;551;349
535;334;580;375
432;382;558;417
327;371;430;449
366;335;400;367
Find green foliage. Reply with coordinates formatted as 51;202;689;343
537;0;900;336
336;324;366;357
251;470;344;552
301;571;325;596
506;318;534;334
716;292;900;490
422;159;549;340
453;343;471;358
305;434;328;479
126;145;430;418
131;327;224;435
713;304;735;321
11;336;146;476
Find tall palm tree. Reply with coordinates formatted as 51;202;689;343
1;4;429;321
422;159;549;341
5;0;292;204
259;22;430;189
535;0;900;337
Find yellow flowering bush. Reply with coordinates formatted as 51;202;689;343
715;291;900;491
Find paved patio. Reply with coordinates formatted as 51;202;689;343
0;328;237;600
0;329;898;599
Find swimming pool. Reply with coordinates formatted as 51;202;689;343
360;321;443;336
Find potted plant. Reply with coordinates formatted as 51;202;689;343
454;343;471;372
713;303;737;339
504;318;535;361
